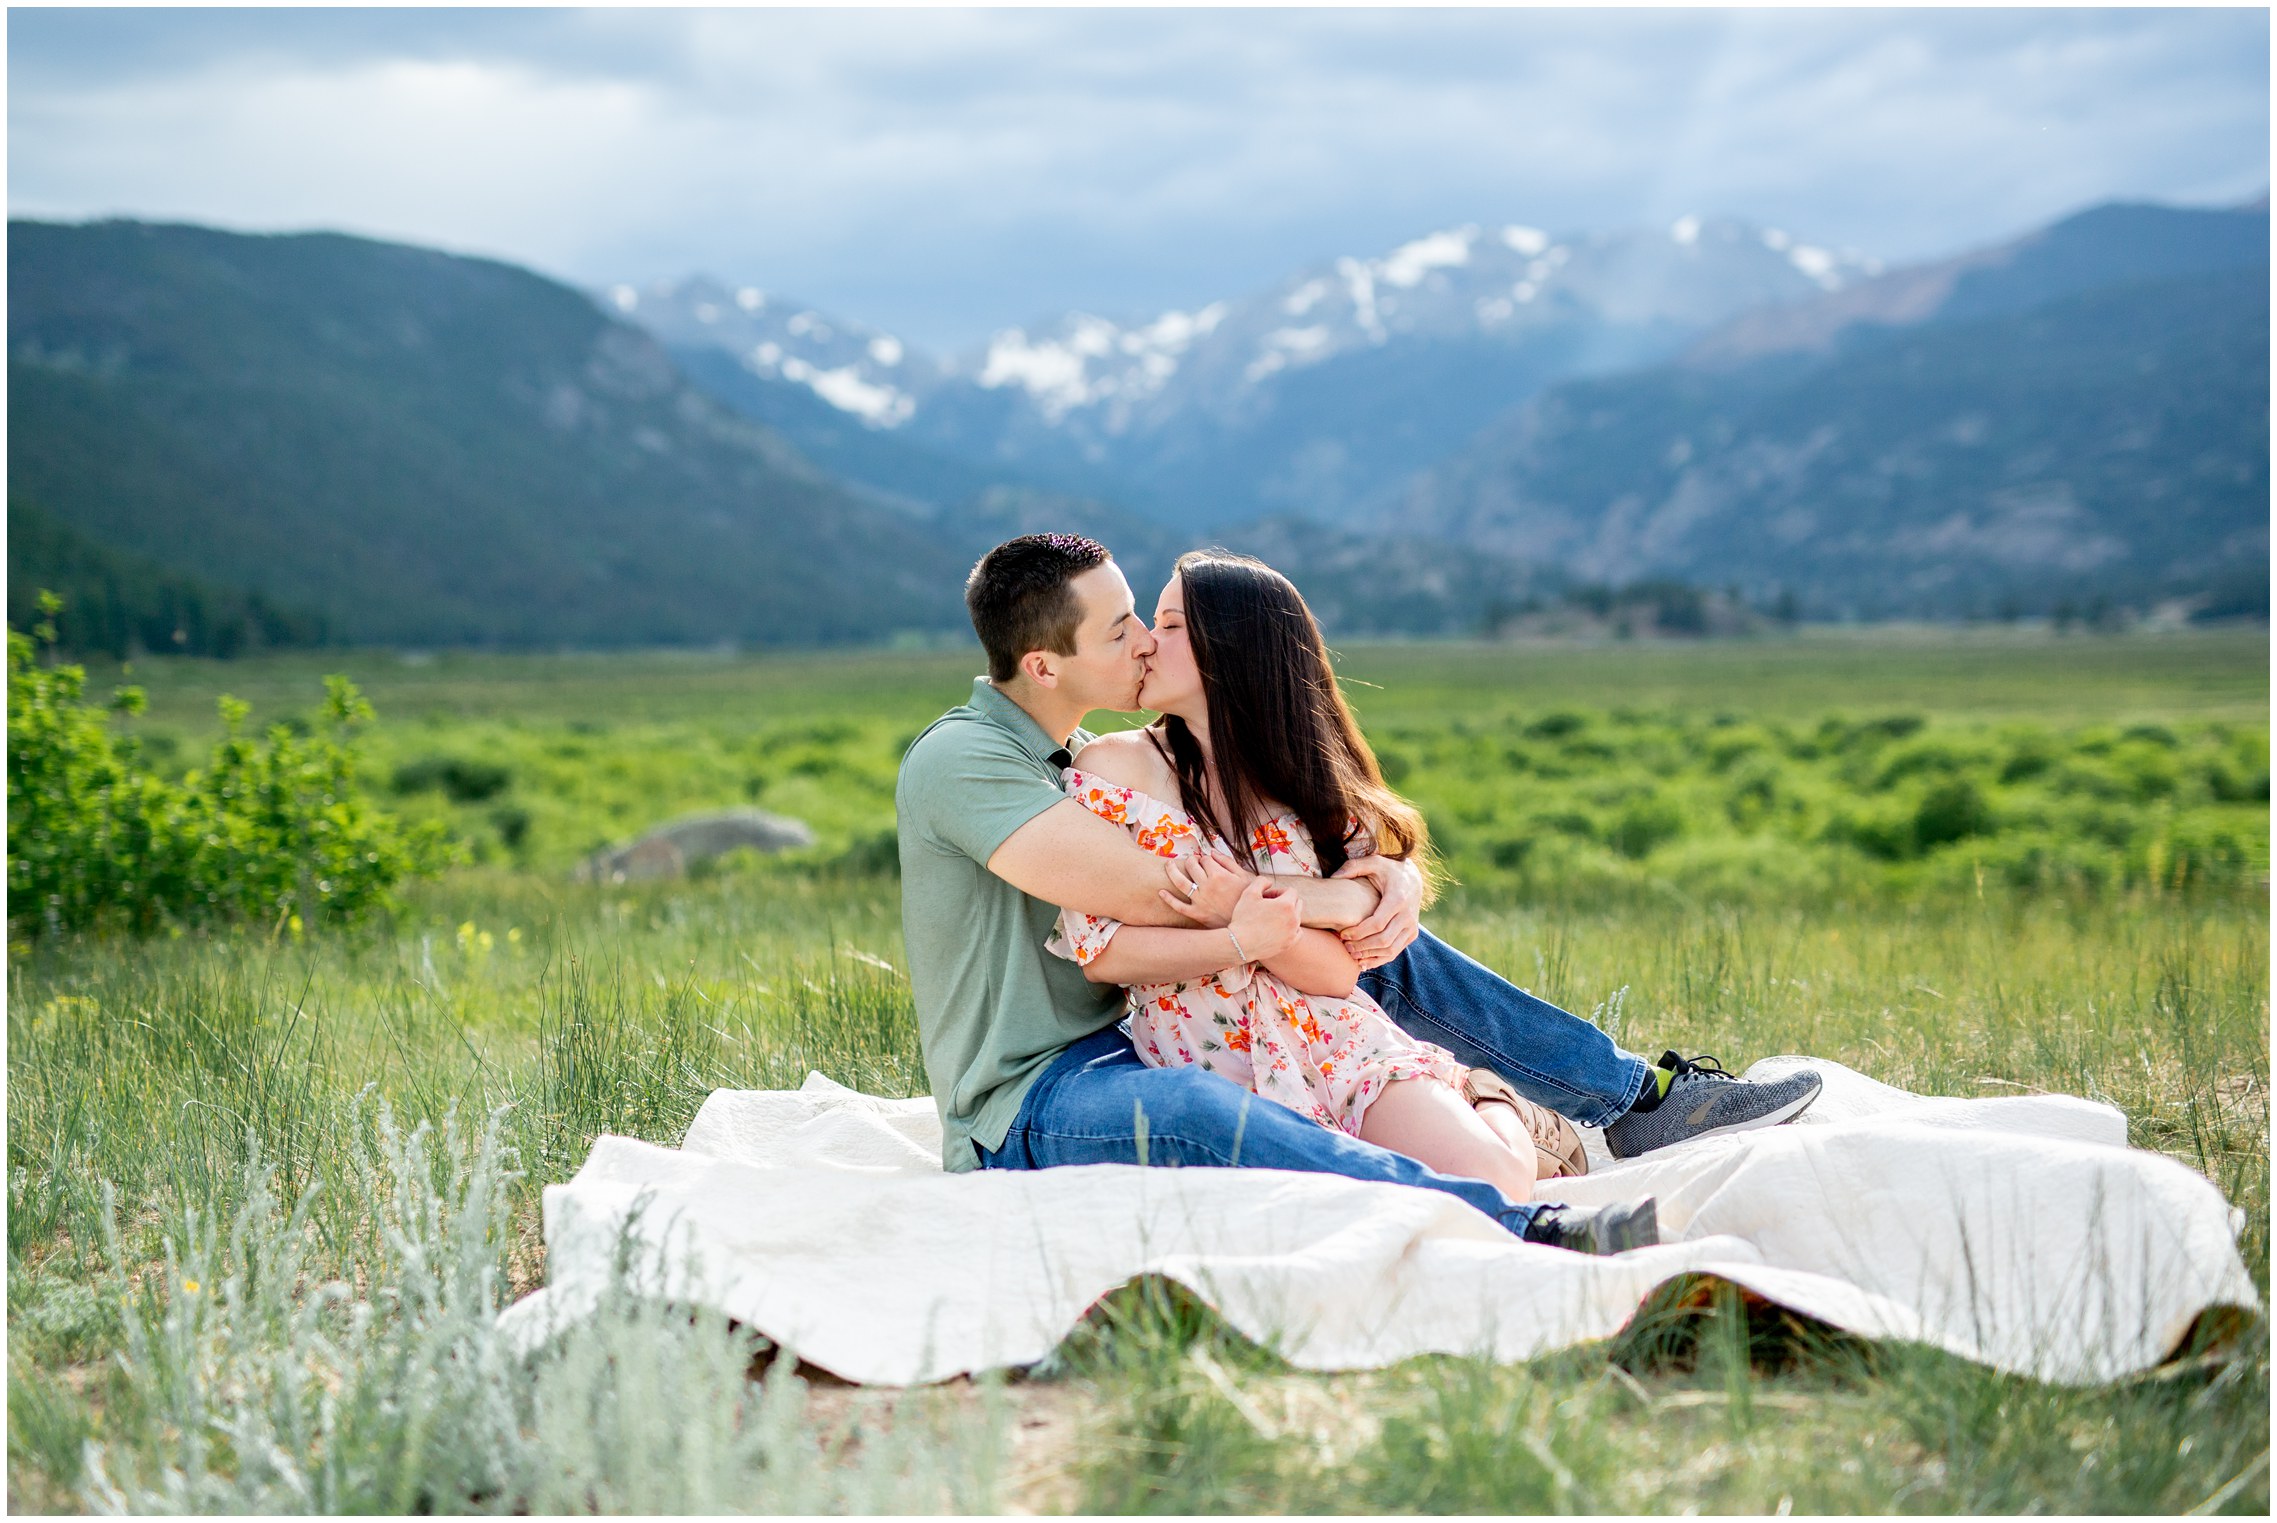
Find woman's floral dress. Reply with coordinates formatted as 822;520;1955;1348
1046;766;1467;1137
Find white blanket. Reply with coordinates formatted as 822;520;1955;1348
498;1058;2259;1386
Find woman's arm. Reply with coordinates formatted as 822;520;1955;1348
1081;924;1251;987
1162;851;1382;931
1259;928;1362;1000
1080;876;1303;986
1086;911;1359;1001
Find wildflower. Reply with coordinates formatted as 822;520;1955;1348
182;1279;200;1295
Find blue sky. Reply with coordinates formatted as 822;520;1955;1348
9;8;2268;352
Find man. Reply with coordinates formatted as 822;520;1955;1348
895;534;1819;1255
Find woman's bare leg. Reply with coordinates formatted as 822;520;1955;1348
1474;1099;1532;1153
1357;1078;1538;1205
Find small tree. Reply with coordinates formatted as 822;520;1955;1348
8;592;457;937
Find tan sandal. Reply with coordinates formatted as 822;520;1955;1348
1463;1066;1590;1179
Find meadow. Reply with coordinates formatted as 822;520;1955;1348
7;627;2269;1512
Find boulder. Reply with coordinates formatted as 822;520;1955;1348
578;808;815;883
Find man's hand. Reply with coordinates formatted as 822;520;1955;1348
1331;853;1424;970
1159;850;1253;928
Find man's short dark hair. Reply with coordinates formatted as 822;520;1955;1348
965;534;1113;682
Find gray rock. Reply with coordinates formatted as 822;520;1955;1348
578;808;815;883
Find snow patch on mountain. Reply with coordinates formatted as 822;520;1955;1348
782;358;913;426
611;212;1879;439
1376;225;1477;288
1246;324;1334;381
1501;224;1550;257
972;302;1227;420
608;275;927;429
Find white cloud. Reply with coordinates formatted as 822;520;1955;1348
7;9;2266;350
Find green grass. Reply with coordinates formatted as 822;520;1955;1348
9;629;2269;1512
76;629;2268;904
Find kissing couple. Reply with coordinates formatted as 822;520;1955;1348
895;534;1822;1254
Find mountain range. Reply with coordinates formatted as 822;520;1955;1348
620;216;1882;532
6;197;2265;652
1383;202;2270;620
633;197;2268;627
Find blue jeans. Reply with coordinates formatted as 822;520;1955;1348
977;928;1653;1236
1359;928;1649;1129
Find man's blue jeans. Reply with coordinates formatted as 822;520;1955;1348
977;928;1653;1236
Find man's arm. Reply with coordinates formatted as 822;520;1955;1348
986;799;1205;926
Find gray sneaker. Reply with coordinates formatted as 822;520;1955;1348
1603;1051;1822;1160
1521;1197;1660;1255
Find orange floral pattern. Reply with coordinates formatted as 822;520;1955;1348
1046;767;1465;1136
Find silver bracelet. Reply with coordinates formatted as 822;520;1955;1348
1226;926;1249;963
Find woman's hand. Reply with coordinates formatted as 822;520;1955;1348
1331;854;1424;970
1226;876;1303;963
1159;850;1252;928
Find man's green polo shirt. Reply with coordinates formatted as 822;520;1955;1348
896;678;1122;1171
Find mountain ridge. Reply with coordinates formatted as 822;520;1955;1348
623;213;1883;532
1385;259;2269;620
8;218;970;648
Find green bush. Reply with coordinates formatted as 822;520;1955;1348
1608;794;1685;860
1914;778;1996;850
7;596;457;936
391;754;513;803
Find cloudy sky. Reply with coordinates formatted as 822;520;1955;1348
9;8;2268;352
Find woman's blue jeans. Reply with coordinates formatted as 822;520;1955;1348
976;928;1652;1236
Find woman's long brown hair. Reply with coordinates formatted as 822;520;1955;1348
1149;549;1439;898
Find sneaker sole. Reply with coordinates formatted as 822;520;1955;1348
1595;1198;1659;1255
1608;1080;1824;1159
1682;1082;1822;1144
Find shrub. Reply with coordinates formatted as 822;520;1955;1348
1722;760;1782;830
1487;835;1535;871
1830;804;1917;862
1523;711;1587;739
1607;795;1684;860
7;596;456;936
1914;778;1996;851
491;804;533;853
392;754;513;802
1860;714;1928;743
2206;756;2270;804
1874;740;1977;791
1999;739;2057;783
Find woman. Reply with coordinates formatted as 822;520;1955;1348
1046;549;1585;1211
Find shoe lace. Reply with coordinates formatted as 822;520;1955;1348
1660;1050;1734;1081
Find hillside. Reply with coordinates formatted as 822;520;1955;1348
8;220;969;648
1388;262;2270;619
8;495;330;658
1688;201;2269;365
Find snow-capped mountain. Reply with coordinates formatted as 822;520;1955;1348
1377;200;2269;621
605;275;941;428
955;217;1876;437
619;214;1881;531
